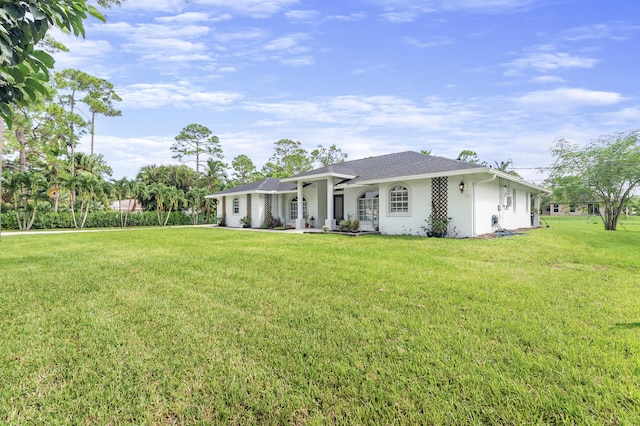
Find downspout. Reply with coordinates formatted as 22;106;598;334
472;174;497;237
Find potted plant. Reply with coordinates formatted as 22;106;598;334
240;215;251;228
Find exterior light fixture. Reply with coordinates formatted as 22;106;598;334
459;181;465;193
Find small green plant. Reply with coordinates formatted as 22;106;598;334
339;219;351;231
217;215;227;227
349;219;360;232
421;213;452;237
240;215;251;228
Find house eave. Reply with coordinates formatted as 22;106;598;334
281;172;356;183
359;168;551;194
205;189;280;199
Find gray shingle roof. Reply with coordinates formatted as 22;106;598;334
209;177;296;196
292;151;483;184
209;151;485;196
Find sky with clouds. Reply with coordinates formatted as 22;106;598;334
52;0;640;183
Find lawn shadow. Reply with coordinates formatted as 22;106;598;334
614;322;640;329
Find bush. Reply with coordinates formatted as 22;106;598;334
1;210;194;230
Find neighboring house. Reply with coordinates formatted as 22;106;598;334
110;198;143;213
206;151;551;238
542;202;599;216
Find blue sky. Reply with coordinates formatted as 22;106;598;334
51;0;640;183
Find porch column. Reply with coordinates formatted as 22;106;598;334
533;195;541;227
296;181;305;229
325;177;336;230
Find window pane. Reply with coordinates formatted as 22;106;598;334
389;186;408;213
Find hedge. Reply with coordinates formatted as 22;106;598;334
0;211;209;230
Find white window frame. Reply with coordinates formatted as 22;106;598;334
232;198;240;214
290;197;308;220
389;185;409;214
358;191;379;222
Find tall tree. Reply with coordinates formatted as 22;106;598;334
457;149;481;164
0;0;126;127
262;139;312;178
83;78;122;155
547;130;640;231
171;124;223;173
493;159;522;178
310;144;348;167
231;154;258;185
54;69;92;177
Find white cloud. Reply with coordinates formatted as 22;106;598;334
119;0;298;16
375;0;534;22
326;13;367;21
281;57;315;66
561;22;640;42
529;75;565;84
503;45;598;76
380;11;422;23
516;88;623;111
285;9;321;22
120;83;244;109
404;36;454;48
264;33;310;53
193;0;299;18
120;0;184;12
156;12;233;24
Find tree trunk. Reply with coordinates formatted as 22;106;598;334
118;199;124;227
27;206;37;230
602;204;618;230
80;199;91;228
16;130;27;171
71;200;79;229
90;110;95;156
163;207;172;226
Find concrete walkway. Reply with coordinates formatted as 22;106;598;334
0;224;217;237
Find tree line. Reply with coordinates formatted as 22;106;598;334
1;0;638;234
0;69;351;231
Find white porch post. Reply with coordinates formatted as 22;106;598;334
325;177;336;230
296;181;305;229
533;195;541;227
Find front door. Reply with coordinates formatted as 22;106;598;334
334;194;344;221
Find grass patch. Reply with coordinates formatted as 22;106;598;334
1;217;640;424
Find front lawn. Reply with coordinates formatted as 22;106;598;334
1;217;639;424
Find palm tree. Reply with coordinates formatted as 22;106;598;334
186;187;207;225
493;159;522;178
148;183;185;226
111;177;129;227
5;170;49;230
163;186;186;226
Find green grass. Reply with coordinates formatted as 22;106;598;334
1;217;639;424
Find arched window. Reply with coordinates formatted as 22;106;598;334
290;197;308;220
232;198;240;214
358;191;379;222
389;185;408;213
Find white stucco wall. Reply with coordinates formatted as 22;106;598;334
215;172;542;235
473;176;537;236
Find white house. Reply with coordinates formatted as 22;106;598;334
206;151;551;238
